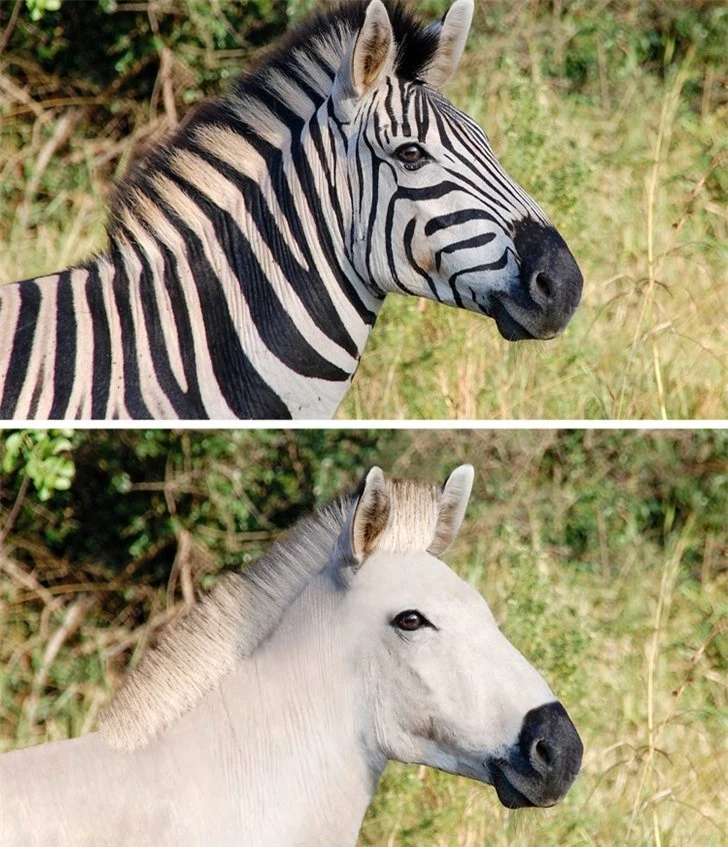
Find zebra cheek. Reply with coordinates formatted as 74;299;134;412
413;241;437;276
401;220;436;278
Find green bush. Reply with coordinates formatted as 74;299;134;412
2;430;725;587
3;0;725;133
2;0;291;133
0;429;385;580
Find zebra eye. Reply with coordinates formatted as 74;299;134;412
394;143;427;168
392;610;428;631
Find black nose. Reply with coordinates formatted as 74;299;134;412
519;701;583;787
512;218;583;337
489;700;583;809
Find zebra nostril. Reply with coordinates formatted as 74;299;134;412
531;270;555;303
532;737;554;770
518;701;583;797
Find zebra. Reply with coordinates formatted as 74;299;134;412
0;0;583;420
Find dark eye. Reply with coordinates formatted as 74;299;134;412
395;143;427;168
392;610;428;631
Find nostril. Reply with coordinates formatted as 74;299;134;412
531;271;555;302
532;738;554;770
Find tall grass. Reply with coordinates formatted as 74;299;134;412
1;430;726;845
0;2;725;419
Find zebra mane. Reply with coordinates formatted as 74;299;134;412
106;1;440;231
240;0;442;88
98;476;443;751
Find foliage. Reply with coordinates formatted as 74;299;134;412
474;0;728;103
533;430;728;570
0;429;383;578
24;0;61;22
2;0;725;131
0;430;75;502
4;1;290;122
2;429;726;583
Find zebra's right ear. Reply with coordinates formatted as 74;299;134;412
422;0;474;89
333;467;391;584
332;0;395;106
428;464;474;556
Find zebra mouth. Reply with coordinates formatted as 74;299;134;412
490;302;537;342
489;761;537;809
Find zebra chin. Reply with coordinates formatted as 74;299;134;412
488;295;579;342
486;297;578;343
489;302;541;342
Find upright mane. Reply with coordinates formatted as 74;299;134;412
108;1;440;229
238;0;441;89
99;476;442;750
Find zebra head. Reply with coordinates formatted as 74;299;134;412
330;0;583;341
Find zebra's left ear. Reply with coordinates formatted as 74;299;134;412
333;0;395;105
428;464;474;556
422;0;474;89
333;467;392;585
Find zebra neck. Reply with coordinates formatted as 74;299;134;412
158;132;385;418
0;124;386;420
167;175;382;418
121;209;380;419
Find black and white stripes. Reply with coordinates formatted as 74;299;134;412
0;0;582;420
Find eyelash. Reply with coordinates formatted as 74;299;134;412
394;143;428;169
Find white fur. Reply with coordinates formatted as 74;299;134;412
0;468;556;846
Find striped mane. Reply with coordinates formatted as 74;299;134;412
241;0;442;90
108;0;440;228
98;477;443;751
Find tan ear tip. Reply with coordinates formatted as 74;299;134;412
364;0;389;22
448;0;474;17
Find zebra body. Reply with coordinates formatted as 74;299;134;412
0;0;583;420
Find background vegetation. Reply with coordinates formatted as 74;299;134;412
1;0;725;419
1;429;726;845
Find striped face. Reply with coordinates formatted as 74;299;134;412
332;0;583;341
346;82;537;309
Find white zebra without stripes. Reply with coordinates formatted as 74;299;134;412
0;465;584;846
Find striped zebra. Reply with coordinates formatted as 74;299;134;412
0;0;583;420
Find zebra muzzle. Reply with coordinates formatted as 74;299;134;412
497;218;584;340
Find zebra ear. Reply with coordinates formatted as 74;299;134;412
351;466;391;561
422;0;474;89
334;467;391;582
428;464;474;556
333;0;395;103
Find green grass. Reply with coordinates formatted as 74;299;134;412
1;3;725;419
1;430;726;845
